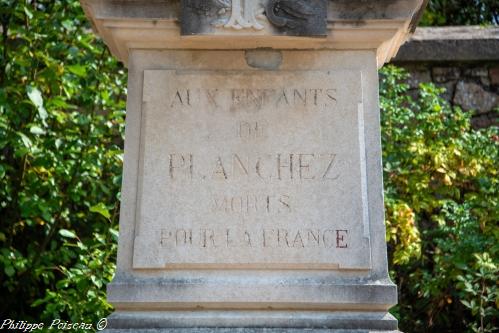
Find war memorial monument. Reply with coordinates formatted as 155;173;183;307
81;0;428;331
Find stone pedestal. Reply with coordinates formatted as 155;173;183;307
81;1;426;331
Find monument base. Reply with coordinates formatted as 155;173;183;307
105;327;401;333
104;311;399;332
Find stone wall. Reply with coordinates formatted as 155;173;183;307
393;26;499;128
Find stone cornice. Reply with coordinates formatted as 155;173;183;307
394;26;499;62
81;0;426;67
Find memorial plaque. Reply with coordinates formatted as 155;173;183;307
133;70;371;270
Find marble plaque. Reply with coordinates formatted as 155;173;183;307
133;69;372;270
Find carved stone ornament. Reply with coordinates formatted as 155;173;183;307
181;0;327;36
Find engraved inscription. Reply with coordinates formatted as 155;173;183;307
168;153;340;181
211;193;291;214
238;121;267;140
160;228;349;249
133;70;371;270
167;88;338;110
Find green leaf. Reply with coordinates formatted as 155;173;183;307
59;229;77;239
23;6;33;19
30;125;46;135
67;65;87;77
109;228;119;241
30;298;46;308
27;86;48;123
61;19;74;31
17;132;33;148
4;265;15;277
90;275;103;288
89;203;111;220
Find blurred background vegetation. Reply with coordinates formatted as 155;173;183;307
0;0;497;332
0;0;125;326
420;0;498;26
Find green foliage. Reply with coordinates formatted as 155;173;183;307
421;0;499;26
380;66;498;332
0;0;126;327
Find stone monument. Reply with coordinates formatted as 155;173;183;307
80;1;427;331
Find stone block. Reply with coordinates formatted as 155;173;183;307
463;67;491;86
435;82;456;103
134;68;371;270
472;112;499;129
432;67;460;83
105;327;402;333
490;67;499;86
394;26;499;62
454;81;499;114
406;69;431;89
464;67;489;78
104;310;400;331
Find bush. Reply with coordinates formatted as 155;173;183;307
421;0;499;26
380;66;498;333
0;0;126;327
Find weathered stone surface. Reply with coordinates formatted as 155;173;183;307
395;26;499;62
81;0;427;65
104;310;399;331
133;69;371;270
432;67;460;83
265;0;327;36
104;328;401;332
471;112;499;129
406;69;431;89
453;81;499;115
245;49;283;70
464;68;489;78
463;67;491;86
490;67;499;86
435;82;455;102
181;0;326;37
